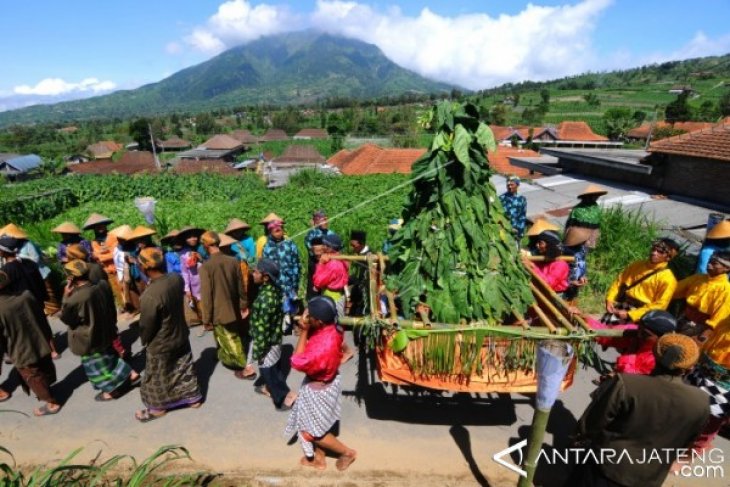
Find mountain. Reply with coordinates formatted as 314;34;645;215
0;31;456;126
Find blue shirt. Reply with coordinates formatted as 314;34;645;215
263;237;301;297
499;192;527;239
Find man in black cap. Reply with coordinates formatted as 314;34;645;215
602;238;679;325
348;230;370;317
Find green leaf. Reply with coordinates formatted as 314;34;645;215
453;124;471;167
476;123;497;152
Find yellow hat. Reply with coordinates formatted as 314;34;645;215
707;220;730;239
109;224;133;240
224;218;251;234
0;223;28;239
578;184;607;198
64;260;89;278
201;231;220;246
52;222;82;234
260;213;283;224
138;247;165;270
128;226;156;241
66;243;89;260
82;213;114;230
526;217;560;237
219;233;237;248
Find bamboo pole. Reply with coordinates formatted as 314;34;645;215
368;254;379;320
525;260;592;332
530;303;558;334
530;283;576;333
386;291;398;323
333;254;574;262
337;316;625;339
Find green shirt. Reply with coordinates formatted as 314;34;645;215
566;202;602;228
250;282;284;361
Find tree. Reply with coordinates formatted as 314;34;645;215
489;104;510;126
719;89;730;117
195;113;217;135
603;107;634;140
584;93;600;107
664;92;691;123
128;118;152;151
521;107;544;126
384;101;533;323
697;100;719;122
632;110;647;124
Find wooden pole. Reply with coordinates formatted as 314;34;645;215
530;304;558;334
525;260;592;332
333;254;574;263
530;283;575;333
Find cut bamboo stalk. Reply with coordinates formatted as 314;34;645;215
367;254;379;320
530;282;576;333
513;309;531;330
525;259;592;332
386;290;398;323
526;255;575;262
531;303;558;334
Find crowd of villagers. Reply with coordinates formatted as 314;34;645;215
501;175;730;485
0;176;728;478
0;209;369;471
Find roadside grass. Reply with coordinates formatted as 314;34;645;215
0;445;218;486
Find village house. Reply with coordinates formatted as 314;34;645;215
0;153;42;181
177;134;244;162
626;121;714;142
67;150;159;175
86;140;122;160
489;121;621;149
293;128;328;140
258;128;289;142
230;129;259;146
155;136;192;152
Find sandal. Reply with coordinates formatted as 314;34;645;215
279;392;297;411
135;409;166;423
254;385;271;398
34;404;61;417
129;376;142;388
94;391;117;402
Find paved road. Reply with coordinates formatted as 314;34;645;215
0;317;727;486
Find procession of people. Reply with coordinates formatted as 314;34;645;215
1;182;729;480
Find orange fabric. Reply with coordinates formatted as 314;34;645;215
376;334;576;393
91;235;118;274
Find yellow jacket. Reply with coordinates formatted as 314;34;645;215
704;318;730;368
606;260;677;322
674;273;730;329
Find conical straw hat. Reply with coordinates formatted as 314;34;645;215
178;226;205;238
128;226;156;240
225;218;251;234
51;221;82;234
219;233;237;248
109;225;133;239
526;217;560;237
260;212;283;224
160;229;180;244
82;213;114;230
0;223;28;239
578;184;607;198
707;220;730;239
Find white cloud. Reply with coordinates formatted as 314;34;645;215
184;0;294;54
166;41;183;54
14;77;117;96
669;31;730;60
310;0;614;89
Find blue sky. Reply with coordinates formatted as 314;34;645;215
2;0;729;110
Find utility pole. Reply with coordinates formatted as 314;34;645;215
149;123;161;170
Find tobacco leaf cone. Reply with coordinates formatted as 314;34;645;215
384;101;534;324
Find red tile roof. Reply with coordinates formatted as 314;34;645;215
294;128;328;139
230;129;258;144
259;129;289;141
486;146;541;178
157;136;191;149
68;151;158;175
328;144;425;175
555;121;607;141
201;134;243;151
272;145;325;164
173;159;238;175
648;119;730;162
628;121;715;139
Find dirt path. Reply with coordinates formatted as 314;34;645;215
1;317;727;486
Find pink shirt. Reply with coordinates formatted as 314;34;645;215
291;324;343;382
313;258;349;292
533;260;570;293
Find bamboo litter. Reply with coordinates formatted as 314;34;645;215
334;253;622;393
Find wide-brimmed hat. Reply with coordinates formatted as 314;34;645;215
563;226;593;247
218;233;237;248
160;229;180;245
224;218;251;235
82;213;114;230
127;226;156;241
51;222;82;234
0;223;28;239
654;333;699;371
0;236;19;253
178;226;205;239
260;213;284;225
526;217;560;237
109;225;133;240
707;220;730;240
578;184;607;198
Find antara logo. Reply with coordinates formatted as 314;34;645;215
492;439;527;477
